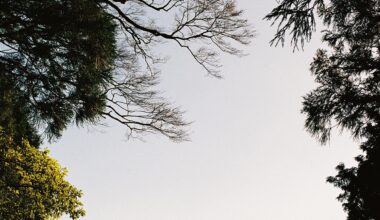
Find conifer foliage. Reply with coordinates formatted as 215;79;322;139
1;0;252;218
0;0;252;143
266;0;380;219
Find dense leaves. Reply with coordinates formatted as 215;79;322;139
0;74;41;146
0;0;252;144
0;131;85;220
0;1;252;218
0;0;117;141
327;125;380;220
266;0;380;219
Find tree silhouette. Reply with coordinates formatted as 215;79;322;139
0;1;252;218
0;0;253;144
266;0;380;219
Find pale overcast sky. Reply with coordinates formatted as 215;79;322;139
47;1;361;219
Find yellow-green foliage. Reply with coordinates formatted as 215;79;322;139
0;133;85;219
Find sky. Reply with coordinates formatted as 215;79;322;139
47;1;362;219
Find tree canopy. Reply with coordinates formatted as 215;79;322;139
0;130;85;220
266;0;380;219
0;0;253;145
1;1;252;218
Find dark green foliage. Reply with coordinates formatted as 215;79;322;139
1;0;252;144
0;74;41;147
1;1;251;217
266;0;380;218
0;0;117;141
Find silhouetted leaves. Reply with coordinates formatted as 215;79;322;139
0;0;252;144
267;0;380;218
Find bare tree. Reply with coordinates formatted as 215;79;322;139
98;0;253;141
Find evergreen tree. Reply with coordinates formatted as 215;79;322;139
266;0;380;219
0;0;253;144
1;1;252;218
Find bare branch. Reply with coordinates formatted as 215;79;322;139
100;0;253;75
